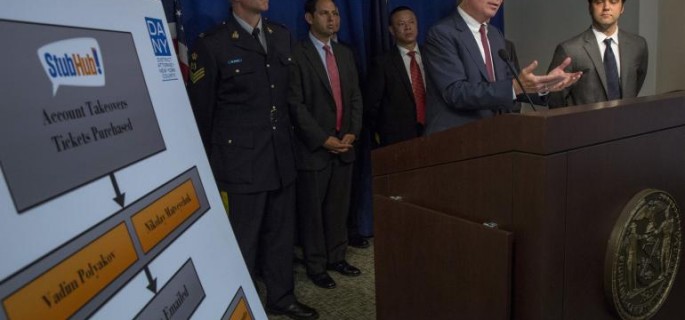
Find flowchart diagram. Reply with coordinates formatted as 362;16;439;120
0;0;263;319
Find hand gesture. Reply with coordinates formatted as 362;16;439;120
515;58;582;94
323;136;352;154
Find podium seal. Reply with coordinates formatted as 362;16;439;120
605;189;682;320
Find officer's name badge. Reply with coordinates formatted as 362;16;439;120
227;58;243;65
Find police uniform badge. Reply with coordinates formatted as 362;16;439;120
190;53;198;71
189;52;205;84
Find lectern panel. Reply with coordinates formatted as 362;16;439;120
374;195;512;320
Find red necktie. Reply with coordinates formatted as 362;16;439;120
479;24;495;82
407;51;426;125
324;45;343;131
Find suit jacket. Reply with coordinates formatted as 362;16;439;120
187;15;297;193
288;38;363;171
365;46;429;146
547;28;648;108
423;11;518;135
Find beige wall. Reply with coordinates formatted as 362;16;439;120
656;0;685;93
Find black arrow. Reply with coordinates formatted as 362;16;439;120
109;173;126;208
144;265;158;294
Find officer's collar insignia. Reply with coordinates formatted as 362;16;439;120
232;31;239;40
267;27;273;34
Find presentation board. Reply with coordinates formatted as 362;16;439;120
0;0;263;319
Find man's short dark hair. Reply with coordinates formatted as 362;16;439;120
305;0;336;14
587;0;626;3
389;6;415;26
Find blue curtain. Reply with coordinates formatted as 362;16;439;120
387;0;504;44
164;0;504;70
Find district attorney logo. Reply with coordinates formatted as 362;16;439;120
605;189;682;320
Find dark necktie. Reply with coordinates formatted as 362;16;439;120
252;27;265;51
603;38;621;100
324;45;343;131
407;51;426;125
479;24;495;82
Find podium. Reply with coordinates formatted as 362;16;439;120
372;92;685;320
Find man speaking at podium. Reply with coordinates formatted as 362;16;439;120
423;0;583;134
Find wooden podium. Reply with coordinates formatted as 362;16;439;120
372;92;685;320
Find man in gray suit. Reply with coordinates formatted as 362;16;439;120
288;0;363;290
548;0;648;108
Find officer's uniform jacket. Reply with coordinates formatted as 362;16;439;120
188;14;297;194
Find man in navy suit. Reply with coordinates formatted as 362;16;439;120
288;0;364;290
424;0;583;134
366;6;429;147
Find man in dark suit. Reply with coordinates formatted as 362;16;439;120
547;0;648;108
187;0;318;319
288;0;363;290
366;6;428;147
424;0;583;134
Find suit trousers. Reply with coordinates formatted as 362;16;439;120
225;183;296;309
297;157;353;275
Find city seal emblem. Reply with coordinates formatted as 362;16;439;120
605;189;682;320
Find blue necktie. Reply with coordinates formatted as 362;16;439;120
603;38;621;100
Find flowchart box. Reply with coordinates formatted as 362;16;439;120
2;224;137;320
0;20;165;212
134;259;205;320
0;167;209;320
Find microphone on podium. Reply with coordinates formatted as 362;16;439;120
498;49;536;112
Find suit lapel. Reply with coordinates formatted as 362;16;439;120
617;30;632;95
263;23;275;56
488;26;507;81
453;13;489;81
331;41;350;117
390;48;415;100
302;40;334;97
331;41;347;97
582;28;609;97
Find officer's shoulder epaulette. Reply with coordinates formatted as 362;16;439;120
199;22;229;39
263;19;289;32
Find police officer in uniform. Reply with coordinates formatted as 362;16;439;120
187;0;318;319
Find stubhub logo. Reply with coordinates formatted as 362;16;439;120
37;37;105;96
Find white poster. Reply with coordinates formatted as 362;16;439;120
0;0;262;319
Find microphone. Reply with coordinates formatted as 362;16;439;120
498;49;536;112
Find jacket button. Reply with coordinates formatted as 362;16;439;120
228;139;233;144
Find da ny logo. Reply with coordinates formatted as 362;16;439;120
145;17;171;57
